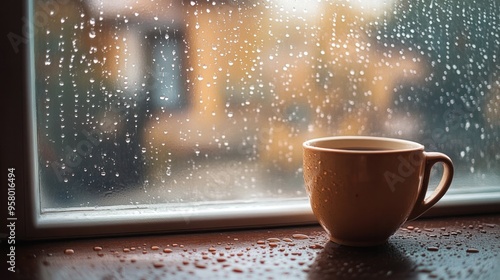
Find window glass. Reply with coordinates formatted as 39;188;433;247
34;0;499;210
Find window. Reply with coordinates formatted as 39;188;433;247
3;0;500;239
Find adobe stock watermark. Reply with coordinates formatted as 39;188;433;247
384;152;424;192
47;58;176;183
384;102;472;192
7;0;71;53
49;96;131;183
50;127;103;182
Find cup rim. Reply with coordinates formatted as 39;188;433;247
303;136;424;154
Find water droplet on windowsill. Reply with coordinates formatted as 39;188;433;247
292;234;309;240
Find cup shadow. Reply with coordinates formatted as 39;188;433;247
307;241;418;280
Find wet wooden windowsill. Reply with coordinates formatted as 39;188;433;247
4;214;500;279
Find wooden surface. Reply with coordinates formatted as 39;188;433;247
2;214;500;279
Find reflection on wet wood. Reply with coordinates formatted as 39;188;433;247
5;214;500;279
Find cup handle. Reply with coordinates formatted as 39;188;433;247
407;152;454;221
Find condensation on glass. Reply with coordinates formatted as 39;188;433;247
34;0;500;210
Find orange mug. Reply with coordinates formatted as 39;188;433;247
303;136;454;246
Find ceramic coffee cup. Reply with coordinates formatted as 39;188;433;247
303;136;454;246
